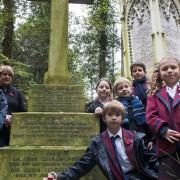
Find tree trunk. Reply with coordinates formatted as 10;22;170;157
99;30;107;79
98;0;108;79
2;0;14;59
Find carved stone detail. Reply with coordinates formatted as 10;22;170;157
128;0;150;27
127;0;151;63
159;0;180;23
160;0;180;59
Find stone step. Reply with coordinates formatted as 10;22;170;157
0;146;106;180
28;85;85;112
10;112;99;146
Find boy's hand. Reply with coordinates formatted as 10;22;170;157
95;107;103;116
164;129;180;143
147;141;153;150
43;172;57;180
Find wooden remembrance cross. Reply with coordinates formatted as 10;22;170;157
29;0;94;85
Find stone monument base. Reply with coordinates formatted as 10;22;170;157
0;83;106;179
10;112;98;146
28;85;85;112
0;147;106;180
0;112;106;179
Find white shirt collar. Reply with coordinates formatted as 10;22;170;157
166;82;179;98
107;127;122;139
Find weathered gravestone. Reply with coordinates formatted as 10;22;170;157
0;112;105;180
0;0;106;179
120;0;180;78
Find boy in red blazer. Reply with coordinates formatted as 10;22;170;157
44;100;157;180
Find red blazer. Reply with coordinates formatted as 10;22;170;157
146;86;180;155
101;129;138;179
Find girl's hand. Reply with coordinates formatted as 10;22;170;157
95;107;103;116
43;172;57;180
164;129;180;143
5;115;12;127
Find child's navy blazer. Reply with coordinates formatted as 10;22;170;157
57;128;158;180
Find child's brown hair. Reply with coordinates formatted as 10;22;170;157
96;78;113;92
102;100;125;120
130;62;146;75
95;78;113;99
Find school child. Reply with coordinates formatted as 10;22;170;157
87;78;113;132
146;57;180;180
130;63;150;107
114;77;153;148
43;100;158;180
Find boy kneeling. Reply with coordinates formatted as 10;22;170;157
43;100;158;180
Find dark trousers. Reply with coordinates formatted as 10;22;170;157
125;169;153;180
0;125;10;147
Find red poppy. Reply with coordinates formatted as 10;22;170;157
124;138;133;145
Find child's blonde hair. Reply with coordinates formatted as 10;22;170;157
149;57;180;95
102;100;125;120
0;65;14;77
114;77;131;95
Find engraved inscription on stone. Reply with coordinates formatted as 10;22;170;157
160;10;180;59
0;148;104;180
8;151;79;178
130;9;154;67
28;85;85;112
10;113;98;146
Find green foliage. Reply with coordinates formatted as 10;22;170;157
68;13;86;85
71;0;120;100
0;0;34;108
0;0;120;102
0;3;4;48
68;1;120;101
13;1;50;83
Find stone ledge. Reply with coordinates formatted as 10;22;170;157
0;147;105;180
28;84;85;112
10;113;98;146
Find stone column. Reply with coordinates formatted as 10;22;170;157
44;0;70;85
149;0;167;63
120;5;131;79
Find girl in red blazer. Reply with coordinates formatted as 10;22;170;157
146;57;180;180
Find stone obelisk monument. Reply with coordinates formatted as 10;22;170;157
44;0;70;85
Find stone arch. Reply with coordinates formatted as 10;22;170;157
159;0;180;22
126;0;153;66
124;0;180;68
159;0;180;58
